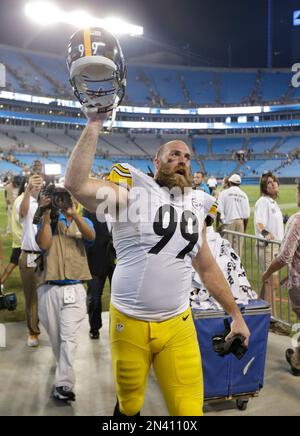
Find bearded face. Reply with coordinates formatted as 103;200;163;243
155;160;193;194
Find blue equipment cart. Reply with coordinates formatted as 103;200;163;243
192;300;271;411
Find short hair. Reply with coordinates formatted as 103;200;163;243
155;141;189;161
194;171;205;177
155;143;169;160
260;172;279;196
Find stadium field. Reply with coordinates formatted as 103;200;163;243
0;184;298;323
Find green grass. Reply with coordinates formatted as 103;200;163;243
228;184;298;326
0;185;298;324
0;189;111;323
242;184;297;234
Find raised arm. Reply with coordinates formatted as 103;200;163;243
19;175;43;218
64;115;128;213
193;227;250;345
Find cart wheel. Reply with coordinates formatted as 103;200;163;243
236;399;248;411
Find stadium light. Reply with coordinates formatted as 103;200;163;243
66;11;93;29
25;2;60;26
100;17;143;36
25;2;144;36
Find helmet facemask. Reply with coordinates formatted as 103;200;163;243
70;59;125;114
67;28;126;127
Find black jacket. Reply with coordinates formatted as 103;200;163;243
83;209;116;276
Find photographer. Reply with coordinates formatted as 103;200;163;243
18;174;43;347
36;188;95;402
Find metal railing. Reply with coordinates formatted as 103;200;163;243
222;229;294;327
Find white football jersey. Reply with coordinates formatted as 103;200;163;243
109;163;216;321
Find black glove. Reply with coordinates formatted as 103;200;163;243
212;319;248;360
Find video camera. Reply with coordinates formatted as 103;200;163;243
0;285;17;311
212;319;248;360
33;184;73;226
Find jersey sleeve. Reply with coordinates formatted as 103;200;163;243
203;192;218;221
107;163;132;188
217;191;224;215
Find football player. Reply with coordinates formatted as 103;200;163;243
65;27;250;417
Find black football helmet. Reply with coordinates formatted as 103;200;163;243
66;27;126;118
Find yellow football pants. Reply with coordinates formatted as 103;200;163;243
110;304;203;416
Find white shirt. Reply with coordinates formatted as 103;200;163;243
254;196;284;241
110;164;216;322
16;195;40;252
218;186;250;224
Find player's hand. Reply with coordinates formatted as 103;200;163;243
225;315;250;347
82;106;112;123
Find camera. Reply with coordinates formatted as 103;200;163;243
33;184;73;226
0;285;17;311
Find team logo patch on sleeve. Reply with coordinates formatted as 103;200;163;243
192;198;203;211
108;164;132;187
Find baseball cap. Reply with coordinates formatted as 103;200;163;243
229;174;241;185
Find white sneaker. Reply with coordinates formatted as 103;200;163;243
27;335;39;347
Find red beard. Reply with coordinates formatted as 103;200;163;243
155;162;193;193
